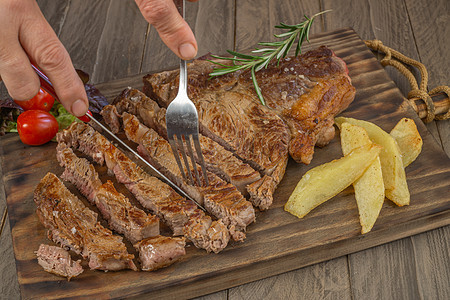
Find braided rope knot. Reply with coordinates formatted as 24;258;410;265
364;39;449;122
408;89;435;123
430;86;450;120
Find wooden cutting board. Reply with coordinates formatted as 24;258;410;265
2;28;449;299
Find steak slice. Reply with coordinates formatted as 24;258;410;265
122;113;255;242
143;46;355;165
134;235;186;271
57;143;101;203
34;173;137;271
56;121;109;166
102;88;266;209
56;145;160;244
107;148;230;253
58;122;230;253
36;244;83;280
104;88;262;198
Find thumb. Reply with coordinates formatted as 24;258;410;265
135;0;198;60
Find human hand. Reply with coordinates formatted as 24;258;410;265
0;0;88;117
135;0;199;60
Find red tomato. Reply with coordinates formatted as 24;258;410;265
14;88;55;111
17;110;59;146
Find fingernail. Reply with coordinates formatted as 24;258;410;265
179;43;197;60
71;99;88;117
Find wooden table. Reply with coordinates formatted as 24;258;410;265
1;0;448;299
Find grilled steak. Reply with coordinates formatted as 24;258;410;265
122;112;255;242
56;144;160;244
34;173;137;271
106;148;230;253
144;66;290;211
56;121;108;166
144;46;355;166
134;235;186;271
36;244;83;280
104;88;262;199
57;122;230;253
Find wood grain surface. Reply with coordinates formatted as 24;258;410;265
1;27;449;299
1;0;449;299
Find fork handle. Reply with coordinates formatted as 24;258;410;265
176;0;187;95
179;59;187;94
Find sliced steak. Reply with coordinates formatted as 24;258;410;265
134;235;186;271
58;122;230;253
122;113;255;241
56;122;109;166
57;143;102;203
143;46;355;165
106;88;263;201
144;69;290;210
36;244;83;280
56;145;160;244
182;215;229;252
94;181;160;243
34;173;137;271
107;147;230;253
100;104;121;133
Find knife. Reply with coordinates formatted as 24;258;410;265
31;63;206;212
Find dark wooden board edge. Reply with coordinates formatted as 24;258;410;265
123;210;450;300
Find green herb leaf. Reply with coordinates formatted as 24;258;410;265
251;67;265;106
49;103;79;131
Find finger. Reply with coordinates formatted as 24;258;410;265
19;5;88;117
0;3;40;100
0;37;40;101
136;0;198;60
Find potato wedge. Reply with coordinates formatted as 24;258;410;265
389;118;423;167
284;143;382;218
340;123;384;234
335;117;410;206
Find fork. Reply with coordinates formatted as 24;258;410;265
166;0;209;186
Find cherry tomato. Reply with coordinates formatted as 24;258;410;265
14;88;55;112
17;110;59;146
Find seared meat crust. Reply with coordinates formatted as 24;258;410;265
134;235;186;271
57;122;230;253
143;46;355;166
106;88;262;198
57;145;160;244
122;113;255;242
36;244;83;280
34;173;137;271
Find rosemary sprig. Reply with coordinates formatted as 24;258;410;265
208;10;331;105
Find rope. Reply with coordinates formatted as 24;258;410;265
364;39;449;123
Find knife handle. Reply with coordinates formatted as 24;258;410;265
31;63;92;122
77;110;93;122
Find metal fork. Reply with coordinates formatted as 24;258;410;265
166;0;209;187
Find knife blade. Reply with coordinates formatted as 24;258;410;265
32;63;206;211
85;114;206;211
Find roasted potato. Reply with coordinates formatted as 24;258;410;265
340;123;384;234
284;143;382;218
389;118;423;167
335;117;410;206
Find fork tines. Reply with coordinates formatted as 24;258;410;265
168;133;209;187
